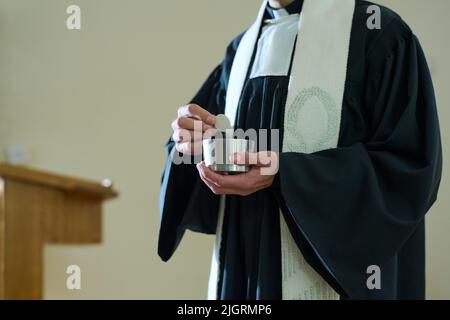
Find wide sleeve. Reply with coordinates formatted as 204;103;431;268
158;36;242;262
277;28;442;297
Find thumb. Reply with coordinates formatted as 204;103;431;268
231;152;273;167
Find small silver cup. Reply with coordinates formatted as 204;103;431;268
203;138;256;173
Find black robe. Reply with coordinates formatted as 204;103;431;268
158;0;442;300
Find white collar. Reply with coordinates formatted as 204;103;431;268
271;8;289;19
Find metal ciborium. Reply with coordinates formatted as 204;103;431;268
203;115;256;174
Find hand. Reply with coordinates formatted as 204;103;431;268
171;104;216;155
196;151;279;196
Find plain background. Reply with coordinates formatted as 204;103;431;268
0;0;448;299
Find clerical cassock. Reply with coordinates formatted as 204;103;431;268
158;0;442;300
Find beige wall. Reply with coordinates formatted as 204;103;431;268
0;0;448;299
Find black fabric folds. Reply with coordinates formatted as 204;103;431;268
158;1;442;300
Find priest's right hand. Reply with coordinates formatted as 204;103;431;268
171;104;216;156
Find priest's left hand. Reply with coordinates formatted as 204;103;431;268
196;151;279;196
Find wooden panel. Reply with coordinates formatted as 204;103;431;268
0;179;5;299
0;163;117;200
0;165;117;299
2;180;103;299
41;192;102;244
4;180;43;299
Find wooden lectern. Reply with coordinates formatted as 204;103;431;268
0;164;118;300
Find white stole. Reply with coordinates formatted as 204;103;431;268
208;0;355;300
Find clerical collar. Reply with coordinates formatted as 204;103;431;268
266;0;303;19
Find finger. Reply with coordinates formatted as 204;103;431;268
259;151;278;167
197;163;234;194
172;129;205;143
172;117;211;132
249;167;274;189
230;152;260;166
231;151;276;167
178;104;216;126
200;164;229;187
198;163;266;196
197;168;219;191
201;164;249;190
203;127;219;139
176;141;203;155
197;162;221;187
175;142;191;155
228;168;272;195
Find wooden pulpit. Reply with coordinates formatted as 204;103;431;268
0;164;118;300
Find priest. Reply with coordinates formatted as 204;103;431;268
158;0;442;300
